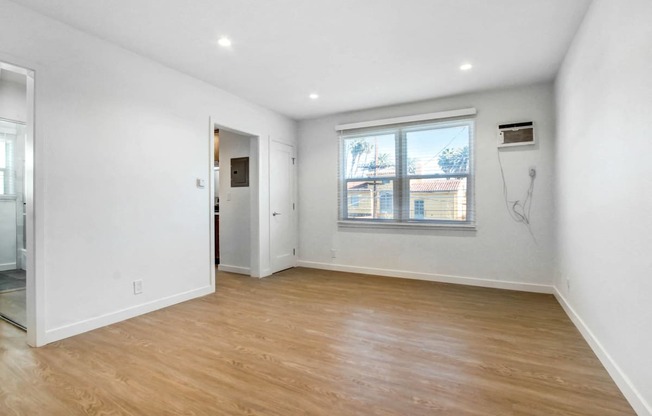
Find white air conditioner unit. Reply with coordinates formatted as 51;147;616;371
497;121;535;148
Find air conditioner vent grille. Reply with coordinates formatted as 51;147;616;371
498;121;535;148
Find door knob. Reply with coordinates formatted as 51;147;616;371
272;212;282;216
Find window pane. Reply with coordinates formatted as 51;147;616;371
346;179;394;219
409;178;467;221
406;124;470;176
343;134;396;179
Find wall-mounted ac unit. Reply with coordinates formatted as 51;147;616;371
498;121;535;148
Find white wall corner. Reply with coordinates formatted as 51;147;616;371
554;287;652;416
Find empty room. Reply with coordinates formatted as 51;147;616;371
0;0;650;415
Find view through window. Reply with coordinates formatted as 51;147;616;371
339;119;474;226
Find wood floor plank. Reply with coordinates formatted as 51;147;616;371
0;268;635;415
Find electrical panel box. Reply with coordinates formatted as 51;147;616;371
230;157;249;187
498;121;535;148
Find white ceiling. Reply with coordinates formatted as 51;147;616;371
11;0;591;119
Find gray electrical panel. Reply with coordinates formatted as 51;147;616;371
230;157;249;187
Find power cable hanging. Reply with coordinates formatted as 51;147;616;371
497;149;537;242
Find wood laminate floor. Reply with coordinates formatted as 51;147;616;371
0;268;635;415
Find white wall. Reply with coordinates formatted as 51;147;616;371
0;77;26;122
555;1;652;414
0;0;295;344
298;83;555;290
218;130;251;273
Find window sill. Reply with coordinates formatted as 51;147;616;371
337;220;476;231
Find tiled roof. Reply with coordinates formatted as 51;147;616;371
410;180;463;192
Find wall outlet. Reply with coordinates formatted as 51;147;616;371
331;249;336;259
133;279;143;295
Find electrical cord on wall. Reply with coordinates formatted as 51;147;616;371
497;149;537;242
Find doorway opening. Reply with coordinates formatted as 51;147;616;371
213;127;255;276
208;119;297;280
0;61;32;331
213;129;220;266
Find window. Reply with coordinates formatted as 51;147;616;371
339;118;474;227
379;191;393;215
0;131;15;196
348;194;360;207
414;200;425;219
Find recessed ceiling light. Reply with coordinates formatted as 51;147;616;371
309;93;319;100
460;63;473;71
218;37;232;47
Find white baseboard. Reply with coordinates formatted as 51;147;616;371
218;264;251;275
44;285;214;344
0;262;17;271
297;260;553;294
554;288;651;416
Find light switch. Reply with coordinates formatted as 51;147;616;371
196;178;206;188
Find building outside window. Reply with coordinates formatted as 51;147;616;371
339;118;473;227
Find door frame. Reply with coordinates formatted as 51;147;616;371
0;57;41;346
209;118;267;278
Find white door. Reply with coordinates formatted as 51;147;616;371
270;141;296;273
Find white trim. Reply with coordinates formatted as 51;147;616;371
27;66;45;346
218;264;251;275
337;220;476;231
0;262;17;271
0;61;32;76
208;118;216;289
0;54;42;346
44;285;214;344
554;288;652;416
334;107;477;131
0;116;26;125
297;260;553;294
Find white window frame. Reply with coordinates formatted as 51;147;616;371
0;131;15;196
338;116;475;230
